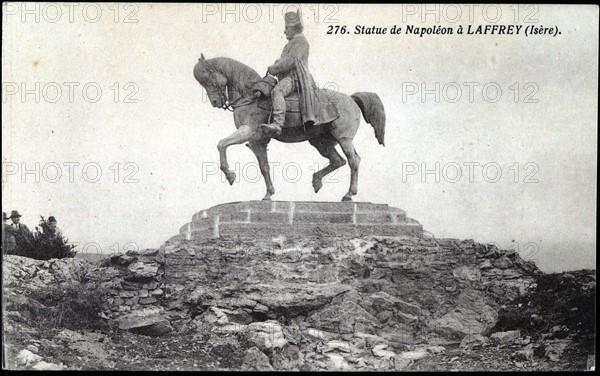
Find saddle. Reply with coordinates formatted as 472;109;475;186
257;94;301;113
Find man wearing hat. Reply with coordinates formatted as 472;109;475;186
261;9;317;136
46;216;63;238
2;212;17;254
8;210;32;250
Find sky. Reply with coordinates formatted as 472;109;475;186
2;3;597;272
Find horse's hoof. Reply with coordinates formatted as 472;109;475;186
341;196;353;202
226;172;236;185
313;178;323;193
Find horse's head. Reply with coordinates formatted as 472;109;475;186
193;54;229;109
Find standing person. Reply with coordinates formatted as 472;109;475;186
9;210;33;251
2;212;17;254
46;216;63;238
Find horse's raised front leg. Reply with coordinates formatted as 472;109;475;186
248;141;275;200
338;138;361;201
217;125;257;185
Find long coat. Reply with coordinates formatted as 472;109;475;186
2;223;16;253
12;223;33;248
268;33;310;81
268;33;324;126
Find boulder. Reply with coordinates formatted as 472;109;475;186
513;344;534;361
459;334;489;349
426;346;446;354
324;353;352;370
490;330;521;344
323;340;352;353
196;306;230;328
544;339;572;362
126;262;159;281
452;266;482;282
428;289;497;339
117;307;172;336
245;320;287;351
31;361;63;370
372;344;396;359
493;256;513;269
55;329;84;342
131;320;173;336
398;349;428;360
393;355;413;371
307;294;380;334
241;347;273;371
17;349;41;366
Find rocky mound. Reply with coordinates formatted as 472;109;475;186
2;236;595;371
3;255;89;289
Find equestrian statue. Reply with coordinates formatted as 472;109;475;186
193;9;386;202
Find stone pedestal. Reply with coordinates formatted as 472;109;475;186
178;201;422;241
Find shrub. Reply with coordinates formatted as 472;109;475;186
27;283;112;332
11;216;77;260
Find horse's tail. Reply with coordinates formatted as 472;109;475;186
351;92;386;146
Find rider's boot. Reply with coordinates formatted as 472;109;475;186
261;93;285;136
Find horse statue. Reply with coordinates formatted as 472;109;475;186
193;54;386;202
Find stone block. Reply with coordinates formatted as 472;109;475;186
294;212;354;224
119;290;137;298
355;202;389;211
190;228;215;240
126;297;139;306
121;281;143;290
294;201;355;213
218;212;249;223
355;212;394;224
250;212;290;223
245;200;292;212
139;297;157;305
142;282;159;290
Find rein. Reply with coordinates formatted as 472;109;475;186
204;59;245;112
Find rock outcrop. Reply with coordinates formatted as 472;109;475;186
5;234;593;371
85;249;168;335
143;236;541;370
2;255;89;289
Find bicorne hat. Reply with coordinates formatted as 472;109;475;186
284;9;303;28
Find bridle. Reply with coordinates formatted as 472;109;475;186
202;60;243;112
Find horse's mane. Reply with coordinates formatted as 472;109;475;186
209;57;261;99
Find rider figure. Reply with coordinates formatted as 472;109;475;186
261;10;309;136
